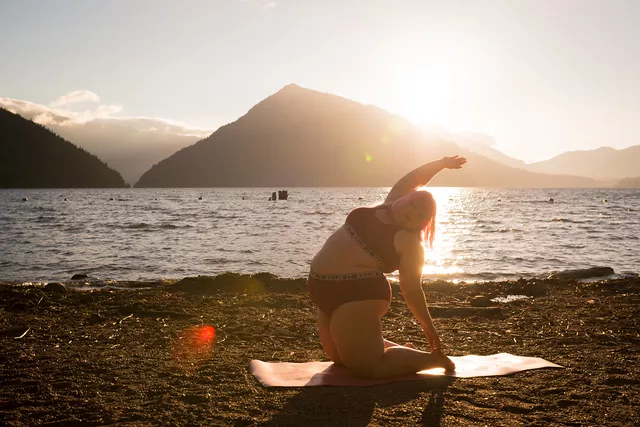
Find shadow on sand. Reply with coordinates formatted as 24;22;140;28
260;376;454;427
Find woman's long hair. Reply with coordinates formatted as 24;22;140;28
391;190;437;248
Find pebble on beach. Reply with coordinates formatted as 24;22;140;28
469;295;493;307
44;282;67;293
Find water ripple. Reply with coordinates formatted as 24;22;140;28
1;187;638;282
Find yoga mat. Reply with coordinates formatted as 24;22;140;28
249;353;563;387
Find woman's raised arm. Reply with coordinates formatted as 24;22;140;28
384;155;467;203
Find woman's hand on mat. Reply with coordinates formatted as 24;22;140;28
440;155;467;169
423;322;441;351
434;349;456;371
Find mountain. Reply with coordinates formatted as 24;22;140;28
615;176;640;188
525;146;640;180
431;130;527;170
135;84;601;188
0;108;128;188
428;153;599;188
137;84;457;187
54;120;203;185
0;96;210;185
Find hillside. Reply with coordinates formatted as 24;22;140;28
0;97;207;185
136;84;456;187
56;120;202;185
526;146;640;180
428;153;599;188
441;131;527;170
615;176;640;188
135;85;601;188
0;108;128;188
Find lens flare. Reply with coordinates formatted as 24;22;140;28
172;325;216;368
197;325;216;342
388;117;405;135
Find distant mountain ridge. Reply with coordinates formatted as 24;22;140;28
55;120;203;186
615;176;640;188
0;108;127;188
525;146;640;180
432;130;527;170
135;84;600;188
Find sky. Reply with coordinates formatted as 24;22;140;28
0;0;638;162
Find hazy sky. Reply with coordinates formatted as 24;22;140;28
1;0;638;162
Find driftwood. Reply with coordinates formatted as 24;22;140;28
0;326;30;338
14;328;30;340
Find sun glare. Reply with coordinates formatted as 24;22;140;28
420;187;466;280
387;47;468;130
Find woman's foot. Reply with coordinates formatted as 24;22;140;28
433;349;456;371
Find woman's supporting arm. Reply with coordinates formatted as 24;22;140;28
384;155;467;203
396;231;440;350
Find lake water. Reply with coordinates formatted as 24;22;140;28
1;188;638;285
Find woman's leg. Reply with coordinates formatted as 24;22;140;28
318;310;412;365
316;309;342;364
329;299;452;379
384;339;415;349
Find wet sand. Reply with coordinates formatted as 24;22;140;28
1;274;638;426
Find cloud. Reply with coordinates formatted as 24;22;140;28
0;93;215;184
0;94;211;135
1;93;124;125
50;90;100;108
0;97;48;116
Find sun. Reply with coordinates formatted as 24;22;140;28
386;47;468;131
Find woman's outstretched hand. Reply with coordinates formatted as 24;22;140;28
440;155;467;169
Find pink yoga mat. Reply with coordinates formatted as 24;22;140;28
249;353;563;387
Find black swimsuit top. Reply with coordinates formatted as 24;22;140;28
344;206;402;273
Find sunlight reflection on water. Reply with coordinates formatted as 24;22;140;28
423;187;466;279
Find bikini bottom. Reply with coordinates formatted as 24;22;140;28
307;270;391;316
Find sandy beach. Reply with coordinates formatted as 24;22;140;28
1;274;638;426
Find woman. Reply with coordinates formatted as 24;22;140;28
308;155;467;379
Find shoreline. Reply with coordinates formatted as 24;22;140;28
2;265;636;290
1;275;638;425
